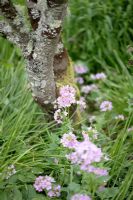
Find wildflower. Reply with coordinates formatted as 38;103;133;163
57;96;76;108
6;165;16;179
59;85;76;97
71;194;91;200
91;72;106;80
100;101;113;112
57;85;76;108
60;132;78;149
77;97;86;109
33;175;55;192
66;133;103;171
81;84;97;94
86;166;108;176
76;77;84;84
115;114;124;120
66;152;79;164
74;62;88;74
47;185;61;197
54;109;63;124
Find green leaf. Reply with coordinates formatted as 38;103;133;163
13;188;22;200
0;191;7;200
68;182;80;192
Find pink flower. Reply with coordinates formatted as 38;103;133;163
57;85;76;108
59;85;76;97
91;72;106;80
57;95;76;108
71;194;91;200
74;62;88;74
60;132;78;149
67;133;103;171
66;152;79;164
33;175;55;192
81;84;97;94
47;185;61;197
76;77;84;84
87;166;108;176
100;101;113;112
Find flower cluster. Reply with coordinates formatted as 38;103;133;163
90;72;106;80
6;165;16;179
61;132;108;177
100;101;113;112
76;77;84;85
74;62;88;74
57;85;76;108
71;194;91;200
81;84;98;94
54;85;86;123
34;175;61;197
60;132;78;148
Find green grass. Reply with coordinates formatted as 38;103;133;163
64;0;133;69
0;0;133;199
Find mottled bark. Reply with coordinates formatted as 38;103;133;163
0;0;69;110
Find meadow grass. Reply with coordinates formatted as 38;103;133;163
0;0;133;199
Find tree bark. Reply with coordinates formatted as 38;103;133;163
0;0;75;112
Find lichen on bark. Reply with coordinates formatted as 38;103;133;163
0;0;80;115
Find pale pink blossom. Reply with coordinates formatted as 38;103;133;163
33;175;55;192
76;77;84;84
81;84;97;94
91;72;106;80
47;185;61;197
60;132;78;149
57;85;76;108
59;85;76;97
86;166;108;176
74;62;88;74
71;194;91;200
66;133;104;174
100;101;113;112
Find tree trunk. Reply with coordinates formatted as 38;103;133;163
0;0;76;113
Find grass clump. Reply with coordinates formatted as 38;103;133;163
0;0;133;199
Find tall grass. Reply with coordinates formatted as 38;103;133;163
0;0;133;199
64;0;133;69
